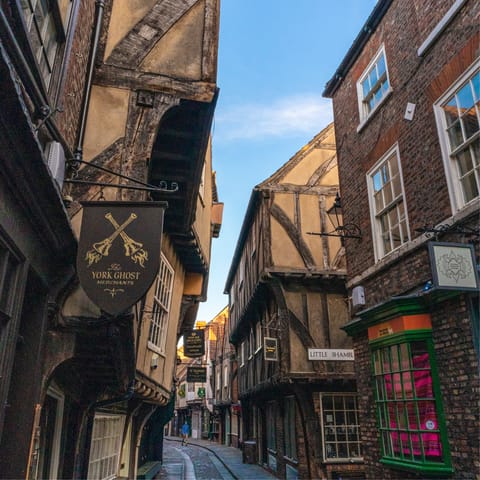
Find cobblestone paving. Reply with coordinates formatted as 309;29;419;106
156;442;234;480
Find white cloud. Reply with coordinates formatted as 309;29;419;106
214;94;333;142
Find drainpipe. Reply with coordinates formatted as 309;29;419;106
72;0;105;167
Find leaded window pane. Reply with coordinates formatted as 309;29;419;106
321;394;362;461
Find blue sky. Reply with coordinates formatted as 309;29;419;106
197;1;378;322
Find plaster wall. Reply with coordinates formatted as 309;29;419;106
83;86;129;162
141;1;204;79
271;217;303;269
282;148;335;185
192;138;214;267
289;328;313;372
104;0;157;60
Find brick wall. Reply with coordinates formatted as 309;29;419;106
329;0;480;478
56;1;96;150
332;0;479;279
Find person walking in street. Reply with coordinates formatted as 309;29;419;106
181;421;190;446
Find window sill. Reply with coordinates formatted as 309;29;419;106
357;88;393;134
147;342;166;357
348;200;479;289
323;458;364;464
375;240;408;263
380;457;453;476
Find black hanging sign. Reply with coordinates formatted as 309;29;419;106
187;367;207;383
77;201;167;316
264;337;278;361
184;329;205;357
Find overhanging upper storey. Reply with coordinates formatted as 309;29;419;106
148;92;218;273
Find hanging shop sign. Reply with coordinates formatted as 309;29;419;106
308;348;355;361
428;242;479;290
187;366;207;383
184;329;205;357
77;201;167;316
264;337;278;361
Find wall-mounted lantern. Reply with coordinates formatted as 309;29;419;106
308;192;362;245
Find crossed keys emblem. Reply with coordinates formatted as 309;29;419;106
85;212;149;267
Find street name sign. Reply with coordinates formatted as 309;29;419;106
308;348;355;361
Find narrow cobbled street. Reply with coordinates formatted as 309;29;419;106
155;437;276;480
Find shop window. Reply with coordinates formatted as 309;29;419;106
371;335;452;474
367;145;410;260
148;253;174;355
283;396;297;461
87;414;126;480
321;394;362;461
434;61;479;212
357;46;391;124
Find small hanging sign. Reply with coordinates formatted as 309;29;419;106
184;329;205;357
76;201;167;316
187;366;207;383
264;337;278;361
428;242;479;290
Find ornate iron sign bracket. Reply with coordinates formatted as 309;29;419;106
416;223;480;242
64;158;178;194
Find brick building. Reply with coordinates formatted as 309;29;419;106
323;0;479;478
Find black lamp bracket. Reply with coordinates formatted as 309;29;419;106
307;223;362;240
64;158;178;193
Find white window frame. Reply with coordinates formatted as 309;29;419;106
255;322;262;353
148;253;174;355
248;329;254;359
87;414;126;480
320;393;363;463
198;162;206;203
223;364;228;390
239;255;245;288
239;341;245;367
434;59;480;213
357;45;392;128
367;144;410;261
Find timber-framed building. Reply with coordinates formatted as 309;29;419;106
225;124;364;480
0;1;221;478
